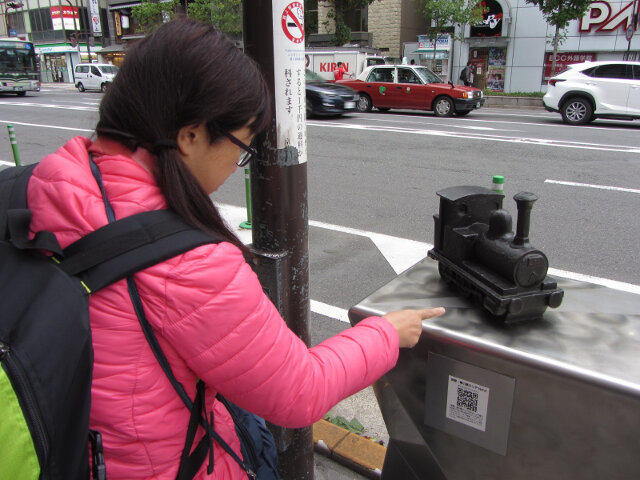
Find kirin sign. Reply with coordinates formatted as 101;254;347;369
580;1;638;32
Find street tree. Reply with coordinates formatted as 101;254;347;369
417;0;486;70
132;0;178;34
525;0;592;77
188;0;242;36
132;0;241;36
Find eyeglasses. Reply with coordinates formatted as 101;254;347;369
220;130;259;167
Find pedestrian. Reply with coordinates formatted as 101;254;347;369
333;61;347;80
460;61;473;87
25;19;445;479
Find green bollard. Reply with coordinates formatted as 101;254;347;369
239;167;252;229
492;174;504;195
7;125;21;166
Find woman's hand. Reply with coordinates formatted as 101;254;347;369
383;307;446;348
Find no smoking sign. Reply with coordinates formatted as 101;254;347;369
281;2;304;44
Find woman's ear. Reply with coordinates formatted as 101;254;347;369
176;123;206;157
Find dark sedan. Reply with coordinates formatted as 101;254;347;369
306;69;359;117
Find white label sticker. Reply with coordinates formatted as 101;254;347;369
445;375;490;431
272;0;307;163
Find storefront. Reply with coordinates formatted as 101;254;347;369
414;34;452;82
449;0;640;93
465;0;508;92
36;44;100;83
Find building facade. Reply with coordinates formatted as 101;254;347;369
375;0;640;93
3;0;639;90
1;0;113;82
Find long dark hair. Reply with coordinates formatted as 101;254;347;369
96;19;271;250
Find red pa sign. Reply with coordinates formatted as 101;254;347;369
580;1;637;32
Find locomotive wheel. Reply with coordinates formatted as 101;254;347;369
438;263;452;282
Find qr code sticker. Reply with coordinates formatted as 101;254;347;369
456;387;478;412
446;375;489;431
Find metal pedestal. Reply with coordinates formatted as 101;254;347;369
349;258;640;480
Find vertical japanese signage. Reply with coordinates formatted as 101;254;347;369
273;0;306;164
89;0;102;35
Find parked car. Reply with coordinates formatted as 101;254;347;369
336;64;484;116
543;61;640;125
74;63;118;92
306;69;359;117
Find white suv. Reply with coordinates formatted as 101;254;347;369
543;61;640;125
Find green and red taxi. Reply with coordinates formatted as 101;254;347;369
336;64;484;117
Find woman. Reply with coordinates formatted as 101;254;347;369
27;19;444;478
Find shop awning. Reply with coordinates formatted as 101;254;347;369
99;44;126;53
415;48;449;53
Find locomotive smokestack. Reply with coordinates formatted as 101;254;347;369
512;192;538;247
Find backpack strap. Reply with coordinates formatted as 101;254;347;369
0;164;63;254
57;209;220;293
84;154;256;479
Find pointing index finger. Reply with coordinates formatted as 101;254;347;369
419;307;445;320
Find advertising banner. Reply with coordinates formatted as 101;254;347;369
543;52;596;79
50;6;79;31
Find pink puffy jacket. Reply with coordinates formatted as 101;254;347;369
27;137;399;479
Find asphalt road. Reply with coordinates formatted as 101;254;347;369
1;85;639;347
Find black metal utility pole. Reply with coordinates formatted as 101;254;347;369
243;2;313;479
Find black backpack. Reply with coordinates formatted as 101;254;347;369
0;162;263;479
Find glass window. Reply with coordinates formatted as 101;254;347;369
414;67;444;84
397;68;421;84
632;65;640;80
305;68;326;83
305;0;318;35
91;66;101;76
99;66;118;75
343;5;368;32
367;68;394;82
591;64;631;79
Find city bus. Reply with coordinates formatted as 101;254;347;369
0;37;40;96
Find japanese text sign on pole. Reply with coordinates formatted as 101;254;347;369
273;1;307;164
89;0;102;35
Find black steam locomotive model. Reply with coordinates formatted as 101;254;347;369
427;186;564;323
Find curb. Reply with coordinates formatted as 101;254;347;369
485;96;545;109
313;419;385;479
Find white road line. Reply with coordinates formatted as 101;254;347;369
545;179;640;195
341;113;640;132
310;300;350;324
0;160;15;166
309;218;429;275
0;101;98;112
342;116;512;131
217;203;640;322
0;119;93;132
308;121;640;154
